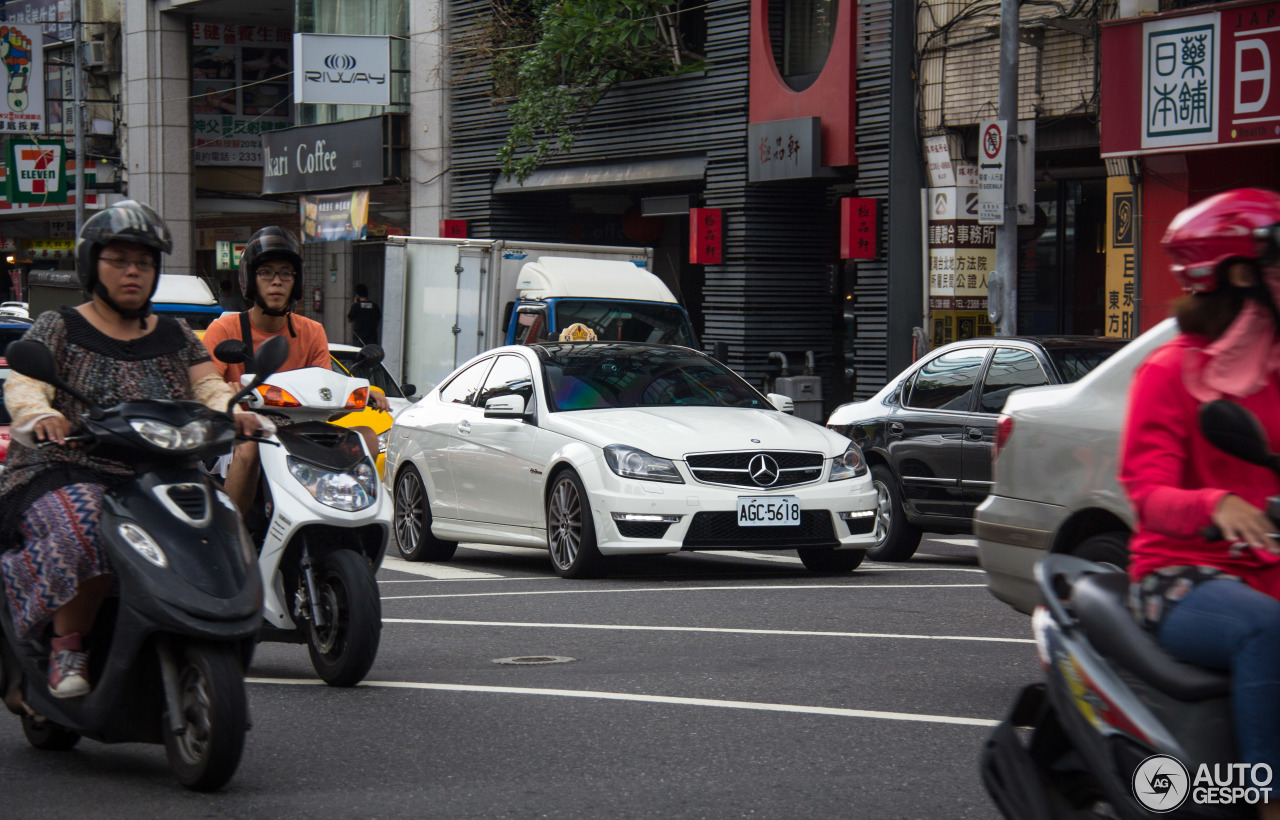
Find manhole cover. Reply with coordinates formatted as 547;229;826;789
492;656;576;666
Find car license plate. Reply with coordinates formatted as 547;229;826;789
736;496;801;527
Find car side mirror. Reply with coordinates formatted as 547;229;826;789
213;339;251;365
767;393;795;414
400;384;417;397
355;343;384;368
484;394;528;420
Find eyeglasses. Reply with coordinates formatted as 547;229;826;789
100;256;156;273
256;269;297;282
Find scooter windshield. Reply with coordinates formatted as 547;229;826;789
275;422;366;471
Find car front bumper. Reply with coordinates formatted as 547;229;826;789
579;459;880;556
974;494;1063;615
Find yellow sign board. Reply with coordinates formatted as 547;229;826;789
1104;177;1137;339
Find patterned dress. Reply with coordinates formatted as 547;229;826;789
0;308;210;640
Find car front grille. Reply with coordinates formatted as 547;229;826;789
615;520;673;539
681;511;838;549
684;451;824;489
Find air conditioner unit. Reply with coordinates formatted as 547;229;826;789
82;40;106;70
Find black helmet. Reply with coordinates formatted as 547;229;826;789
76;199;172;293
239;226;303;313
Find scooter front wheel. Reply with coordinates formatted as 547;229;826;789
21;714;80;750
162;642;248;792
307;550;382;687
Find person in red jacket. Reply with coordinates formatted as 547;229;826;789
1120;188;1280;801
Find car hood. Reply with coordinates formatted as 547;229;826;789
826;399;880;427
545;407;849;459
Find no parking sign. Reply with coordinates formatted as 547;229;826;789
977;120;1006;226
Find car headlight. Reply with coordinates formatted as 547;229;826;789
118;522;168;567
130;418;213;452
829;444;868;481
376;430;390;454
287;456;379;511
603;444;684;484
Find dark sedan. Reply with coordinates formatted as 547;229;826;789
825;336;1127;561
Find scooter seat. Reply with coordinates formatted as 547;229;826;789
1071;572;1231;702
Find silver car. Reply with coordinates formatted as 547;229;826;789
974;319;1179;614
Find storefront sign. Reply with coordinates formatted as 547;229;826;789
840;197;877;260
293;34;390;106
924;136;956;188
440;219;467;238
748;117;821;182
926;187;995;346
1102;3;1280;155
300;189;369;243
1104;177;1137;339
215;240;247;270
2;0;74;44
0;22;43;134
192;21;293;167
261;117;384;195
689;208;722;265
5;138;65;203
0;155;96;210
26;238;73;260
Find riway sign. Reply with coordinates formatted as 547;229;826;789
261;116;384;195
293;33;391;106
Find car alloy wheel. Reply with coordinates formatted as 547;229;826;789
546;470;605;579
866;464;923;562
393;465;457;561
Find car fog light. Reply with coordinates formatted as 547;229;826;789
839;510;875;520
611;513;683;523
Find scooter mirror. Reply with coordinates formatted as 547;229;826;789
253;335;290;376
355;343;384;367
1199;399;1280;475
213;340;251;365
4;340;99;413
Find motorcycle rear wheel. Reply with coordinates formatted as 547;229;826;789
161;642;248;792
307;550;382;687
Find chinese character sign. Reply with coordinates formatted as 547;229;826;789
1142;13;1219;150
840;197;877;260
926;186;994;345
689;208;722;265
440;219;467;239
0;22;43;134
300;189;369;243
1105;177;1137;339
191;22;293;167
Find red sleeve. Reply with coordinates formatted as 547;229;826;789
1118;344;1230;539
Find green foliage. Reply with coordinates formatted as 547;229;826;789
491;0;703;183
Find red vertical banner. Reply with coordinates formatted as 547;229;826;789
840;197;877;259
689;208;722;264
440;219;467;238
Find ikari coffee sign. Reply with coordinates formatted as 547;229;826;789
293;34;390;106
5;138;65;204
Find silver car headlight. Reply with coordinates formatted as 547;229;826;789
603;444;684;484
118;522;168;567
376;430;390;454
287;457;379;511
829;444;868;481
130;418;213;451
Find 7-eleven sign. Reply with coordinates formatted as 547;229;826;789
4;138;67;204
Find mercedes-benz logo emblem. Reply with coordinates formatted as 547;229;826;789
748;454;780;487
319;387;332;401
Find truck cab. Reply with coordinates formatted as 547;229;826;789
504;257;696;348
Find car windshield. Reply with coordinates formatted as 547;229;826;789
540;345;771;412
330;350;405;398
552;300;695;348
1047;346;1122;383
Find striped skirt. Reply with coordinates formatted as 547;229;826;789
1;482;111;641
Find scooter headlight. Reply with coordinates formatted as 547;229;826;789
287;456;378;511
118;522;168;568
130;418;213;452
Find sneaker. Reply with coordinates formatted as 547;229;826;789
48;633;89;699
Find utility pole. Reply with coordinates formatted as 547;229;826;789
991;0;1019;336
73;0;85;238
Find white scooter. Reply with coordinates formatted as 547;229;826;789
213;341;391;686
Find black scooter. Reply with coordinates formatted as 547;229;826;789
981;399;1279;819
0;335;288;792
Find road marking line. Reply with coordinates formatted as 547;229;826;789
380;555;503;580
930;538;980;547
382;583;986;600
382;618;1033;644
378;577;559;585
245;677;999;728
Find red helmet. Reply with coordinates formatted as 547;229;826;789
1162;188;1280;292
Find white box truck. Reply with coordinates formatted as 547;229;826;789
382;237;697;394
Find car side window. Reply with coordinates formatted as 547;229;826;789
906;348;987;411
476;355;534;407
978;347;1051;414
438;359;493;406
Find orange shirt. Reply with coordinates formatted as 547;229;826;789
202;311;331;385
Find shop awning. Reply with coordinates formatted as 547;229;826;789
493;156;706;193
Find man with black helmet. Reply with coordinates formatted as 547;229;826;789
202;226;388;514
0;200;269;699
